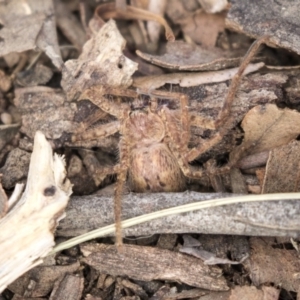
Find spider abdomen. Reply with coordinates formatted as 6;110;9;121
128;143;186;193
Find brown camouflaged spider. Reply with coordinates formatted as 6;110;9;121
72;37;267;249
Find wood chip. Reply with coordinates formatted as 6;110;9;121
61;19;138;101
8;263;80;297
81;243;229;291
49;274;84;300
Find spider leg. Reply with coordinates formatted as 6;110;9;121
74;85;135;251
82;85;135;118
186;36;269;162
114;130;130;251
72;120;120;142
155;89;210;179
215;36;269;128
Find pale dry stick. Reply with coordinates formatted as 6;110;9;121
96;3;175;41
51;192;300;254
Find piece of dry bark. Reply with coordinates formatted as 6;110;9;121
14;86;77;141
0;123;20;152
0;148;30;189
61;19;138;101
262;140;300;193
244;237;300;293
119;278;148;299
0;0;63;69
157;234;178;250
181;234;249;264
226;0;300;55
8;262;80;298
0;132;72;293
133;62;263;90
81;243;229;291
179;235;248;265
67;154;98;195
136;41;246;71
49;274;84;300
230;104;300;163
57;192;300;238
229;285;280;300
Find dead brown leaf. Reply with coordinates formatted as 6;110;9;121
262;140;300;193
230;104;300;162
136;40;245;71
244;238;300;293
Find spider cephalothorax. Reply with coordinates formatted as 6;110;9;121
125;108;186;193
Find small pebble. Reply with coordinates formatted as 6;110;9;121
1;112;12;125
